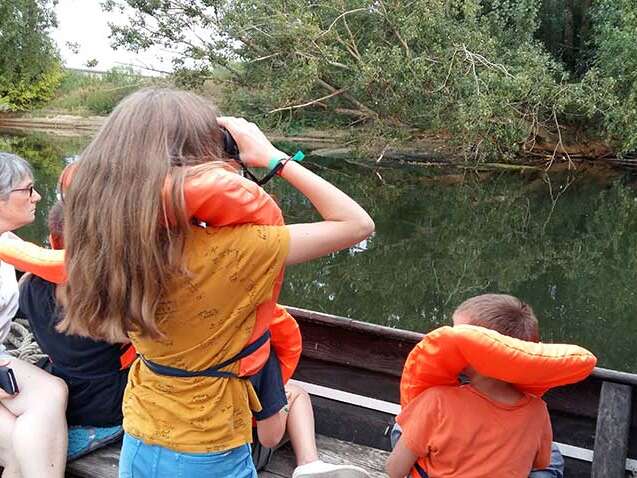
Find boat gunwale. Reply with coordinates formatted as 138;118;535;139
285;305;637;387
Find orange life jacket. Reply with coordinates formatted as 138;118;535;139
270;305;302;384
400;324;596;478
0;165;300;379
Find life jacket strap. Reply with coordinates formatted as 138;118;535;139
413;463;429;478
119;343;137;370
140;330;271;379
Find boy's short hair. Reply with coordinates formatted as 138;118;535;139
454;294;540;342
48;201;64;240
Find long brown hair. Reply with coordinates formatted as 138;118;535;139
59;88;227;342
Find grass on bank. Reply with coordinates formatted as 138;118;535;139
45;67;163;116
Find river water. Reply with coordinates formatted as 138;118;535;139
2;131;637;372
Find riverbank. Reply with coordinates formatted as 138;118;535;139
2;112;637;171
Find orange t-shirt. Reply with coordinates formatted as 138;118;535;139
397;384;552;478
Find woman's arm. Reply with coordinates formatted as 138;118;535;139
216;117;374;265
386;435;419;478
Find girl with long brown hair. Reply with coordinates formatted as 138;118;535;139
61;88;374;478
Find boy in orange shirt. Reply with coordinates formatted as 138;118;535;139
386;294;559;478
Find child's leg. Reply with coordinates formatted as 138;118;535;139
285;384;370;478
285;383;319;465
255;405;288;449
0;357;68;478
0;404;21;477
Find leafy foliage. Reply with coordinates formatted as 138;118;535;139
0;0;63;111
104;1;637;157
48;67;156;115
583;0;637;152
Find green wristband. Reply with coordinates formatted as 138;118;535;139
267;150;305;171
267;157;283;171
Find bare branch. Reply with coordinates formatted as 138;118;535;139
268;88;348;114
318;78;379;119
341;16;361;60
461;44;513;78
317;7;369;39
376;144;390;163
378;0;411;58
249;52;282;63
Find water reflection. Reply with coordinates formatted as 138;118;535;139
2;132;637;372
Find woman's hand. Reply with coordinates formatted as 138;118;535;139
217;117;287;168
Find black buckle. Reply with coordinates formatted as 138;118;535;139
221;127;281;186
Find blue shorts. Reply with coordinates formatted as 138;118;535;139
119;433;257;478
249;348;287;421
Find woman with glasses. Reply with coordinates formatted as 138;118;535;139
0;152;68;478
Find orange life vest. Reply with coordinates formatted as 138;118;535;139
0;165;300;379
270;305;302;384
400;324;596;478
401;324;597;406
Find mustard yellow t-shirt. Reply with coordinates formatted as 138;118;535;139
123;224;289;453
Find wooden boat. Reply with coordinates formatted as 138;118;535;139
68;306;637;478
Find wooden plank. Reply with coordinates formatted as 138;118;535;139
310;396;396;451
294;313;414;378
295;356;401;403
289;306;637;388
65;435;387;478
264;435;389;478
593;368;637;387
591;381;633;478
66;442;120;478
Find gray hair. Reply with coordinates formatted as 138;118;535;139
0;152;33;200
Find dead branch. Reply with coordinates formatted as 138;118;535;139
334;108;371;118
334;32;362;63
461;44;513;78
428;49;459;94
268;88;348;114
318;78;380;119
546;107;575;170
249;52;282;63
376;144;390;163
317;7;369;39
378;0;411;59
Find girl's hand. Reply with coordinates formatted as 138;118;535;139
217;117;287;169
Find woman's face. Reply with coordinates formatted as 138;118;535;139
0;176;42;232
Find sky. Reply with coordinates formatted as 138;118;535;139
51;0;175;75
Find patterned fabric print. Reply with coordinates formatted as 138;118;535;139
123;225;289;453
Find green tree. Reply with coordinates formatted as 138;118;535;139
583;0;637;153
103;1;636;157
0;0;63;111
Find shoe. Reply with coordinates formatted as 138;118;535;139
292;460;370;478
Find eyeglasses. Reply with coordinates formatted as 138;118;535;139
10;185;34;197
